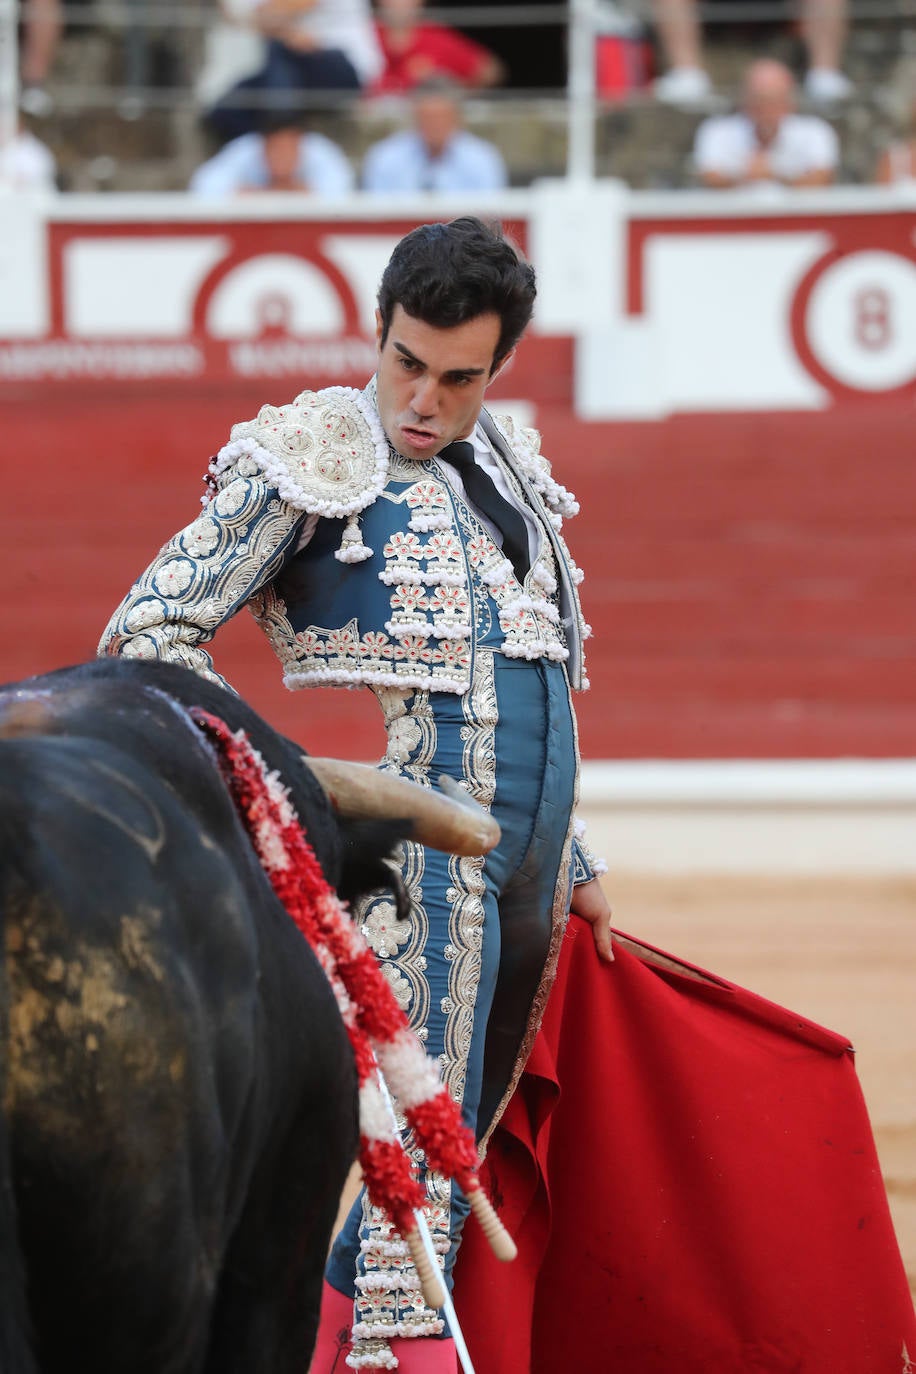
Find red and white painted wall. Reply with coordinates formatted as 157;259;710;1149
2;184;913;870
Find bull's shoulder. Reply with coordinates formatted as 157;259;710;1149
207;386;389;521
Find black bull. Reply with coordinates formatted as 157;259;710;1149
0;659;413;1374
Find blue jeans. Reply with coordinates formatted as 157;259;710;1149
205;43;360;143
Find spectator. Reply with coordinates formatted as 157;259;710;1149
693;59;839;189
189;110;355;195
873;87;916;185
18;0;63;117
362;80;508;192
205;0;384;144
0;118;58;190
652;0;853;107
371;0;505;95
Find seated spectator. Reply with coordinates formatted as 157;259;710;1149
189;110;355;195
873;87;916;185
652;0;853;107
372;0;505;95
205;0;383;145
0;118;58;190
361;80;508;193
693;59;839;189
18;0;63;117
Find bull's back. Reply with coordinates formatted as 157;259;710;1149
0;729;355;1374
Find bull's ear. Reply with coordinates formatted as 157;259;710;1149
304;758;501;856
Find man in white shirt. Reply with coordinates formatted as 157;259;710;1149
362;80;507;194
652;0;853;107
189;113;354;196
206;0;383;143
0;122;57;191
693;59;839;189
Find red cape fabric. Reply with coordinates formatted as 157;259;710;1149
454;917;916;1372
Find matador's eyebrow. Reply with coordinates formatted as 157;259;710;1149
392;340;488;380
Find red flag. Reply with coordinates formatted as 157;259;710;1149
454;917;915;1373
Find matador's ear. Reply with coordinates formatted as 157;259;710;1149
489;347;516;384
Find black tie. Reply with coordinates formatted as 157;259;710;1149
438;441;530;584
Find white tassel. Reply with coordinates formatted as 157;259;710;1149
336;514;373;564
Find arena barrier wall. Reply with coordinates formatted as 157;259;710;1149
1;182;914;414
2;183;914;871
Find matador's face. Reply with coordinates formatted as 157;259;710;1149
375;304;512;462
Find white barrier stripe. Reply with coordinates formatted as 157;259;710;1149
578;759;916;807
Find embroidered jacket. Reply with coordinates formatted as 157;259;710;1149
100;381;592;698
99;381;606;884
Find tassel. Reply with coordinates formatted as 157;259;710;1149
336;514;373;564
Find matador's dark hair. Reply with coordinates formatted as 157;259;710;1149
377;216;537;372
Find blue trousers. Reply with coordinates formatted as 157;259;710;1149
326;653;577;1350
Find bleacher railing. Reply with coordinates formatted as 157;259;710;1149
3;0;914;182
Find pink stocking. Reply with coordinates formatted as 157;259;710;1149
386;1336;458;1372
308;1281;354;1373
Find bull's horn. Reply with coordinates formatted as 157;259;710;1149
305;758;500;856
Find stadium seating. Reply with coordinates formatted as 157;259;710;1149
22;2;916;192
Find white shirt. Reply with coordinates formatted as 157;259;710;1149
296;0;383;85
362;129;508;194
0;131;57;191
693;111;839;184
188;130;355;196
436;427;542;566
225;0;383;85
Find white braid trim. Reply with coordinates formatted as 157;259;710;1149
409;513;452;532
346;1348;398;1370
481;558;514;587
532;563;558;594
209;436;384;520
284;667;467;694
359;1238;410;1259
500;640;570;662
421;570;467;588
381;618;472;644
210;385;389;517
356;1273;426;1294
378;566;423;586
384;619;431;638
352;1320;444;1341
543;478;579;518
500;592;559;623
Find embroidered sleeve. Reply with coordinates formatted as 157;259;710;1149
572;817;608;884
98;476;307;691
